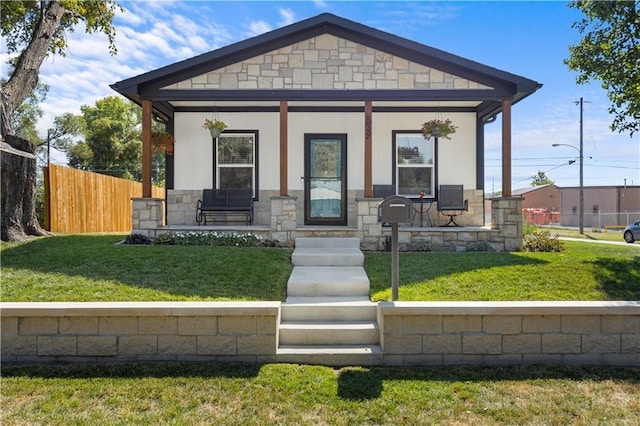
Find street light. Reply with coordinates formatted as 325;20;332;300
552;142;583;234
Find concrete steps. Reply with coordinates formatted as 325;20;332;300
277;237;381;366
291;237;364;267
282;297;377;321
277;345;383;367
286;267;370;297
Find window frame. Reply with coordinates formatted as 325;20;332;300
212;130;259;200
392;130;438;198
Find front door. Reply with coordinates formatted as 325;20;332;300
304;134;347;225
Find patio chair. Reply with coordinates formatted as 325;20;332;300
437;185;468;226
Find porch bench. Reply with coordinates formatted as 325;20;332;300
196;189;253;225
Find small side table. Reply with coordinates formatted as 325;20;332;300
411;199;434;227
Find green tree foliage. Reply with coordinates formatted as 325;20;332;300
531;170;554;187
68;96;142;180
1;0;121;136
65;96;167;183
565;0;640;136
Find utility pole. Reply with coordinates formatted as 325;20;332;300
577;97;584;234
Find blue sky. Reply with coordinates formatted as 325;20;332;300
5;0;639;191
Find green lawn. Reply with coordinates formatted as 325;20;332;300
1;363;639;425
1;235;638;302
0;235;293;302
368;242;640;301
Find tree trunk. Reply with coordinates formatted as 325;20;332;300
1;135;48;241
1;2;65;241
1;1;66;137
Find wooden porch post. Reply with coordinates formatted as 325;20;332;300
279;100;288;196
141;99;152;198
364;100;373;198
501;99;512;197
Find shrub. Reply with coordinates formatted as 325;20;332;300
466;240;495;252
523;222;538;236
153;233;175;245
408;240;441;252
172;231;263;247
523;230;564;252
122;233;152;245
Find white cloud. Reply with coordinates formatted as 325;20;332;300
279;8;296;27
246;20;272;37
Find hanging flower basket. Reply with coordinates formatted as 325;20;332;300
421;118;458;140
151;130;175;155
203;118;227;138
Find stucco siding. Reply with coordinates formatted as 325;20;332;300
173;110;477;192
174;112;280;190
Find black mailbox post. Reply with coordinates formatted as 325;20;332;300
378;195;413;301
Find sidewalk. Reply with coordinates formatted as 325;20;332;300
559;237;639;247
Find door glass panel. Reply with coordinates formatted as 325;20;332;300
309;139;342;219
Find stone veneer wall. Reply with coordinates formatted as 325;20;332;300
140;191;518;251
131;198;164;237
163;34;492;91
3;302;638;366
355;194;520;251
379;302;640;367
1;302;279;364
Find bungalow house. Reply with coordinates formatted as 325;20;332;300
111;13;541;251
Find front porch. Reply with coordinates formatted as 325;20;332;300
134;196;523;252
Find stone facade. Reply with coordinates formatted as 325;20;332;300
379;302;640;367
134;193;522;252
163;34;492;92
3;302;638;366
131;198;164;237
1;303;280;364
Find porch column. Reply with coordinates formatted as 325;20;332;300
141;99;153;198
279;100;288;196
501;99;512;197
364;100;373;198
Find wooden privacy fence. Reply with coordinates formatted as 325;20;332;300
44;164;164;233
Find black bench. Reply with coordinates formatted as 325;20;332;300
196;189;253;225
437;184;468;227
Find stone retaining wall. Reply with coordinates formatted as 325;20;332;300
379;302;640;367
2;302;638;366
1;302;280;364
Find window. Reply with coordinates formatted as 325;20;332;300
393;131;435;197
214;131;258;196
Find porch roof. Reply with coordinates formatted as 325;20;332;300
111;13;542;121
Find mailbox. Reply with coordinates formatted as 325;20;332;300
379;195;413;223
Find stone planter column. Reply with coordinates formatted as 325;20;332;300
357;198;383;251
270;196;297;243
132;197;164;237
491;196;523;251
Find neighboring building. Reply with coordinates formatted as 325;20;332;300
112;13;541;249
512;184;640;228
558;185;640;228
513;184;560;211
513;185;560;225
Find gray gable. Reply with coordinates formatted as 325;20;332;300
112;13;541;120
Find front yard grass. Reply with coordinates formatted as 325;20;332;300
1;363;639;425
1;235;638;302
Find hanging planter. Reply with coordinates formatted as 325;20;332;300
203;118;227;139
421;118;458;140
151;130;175;155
